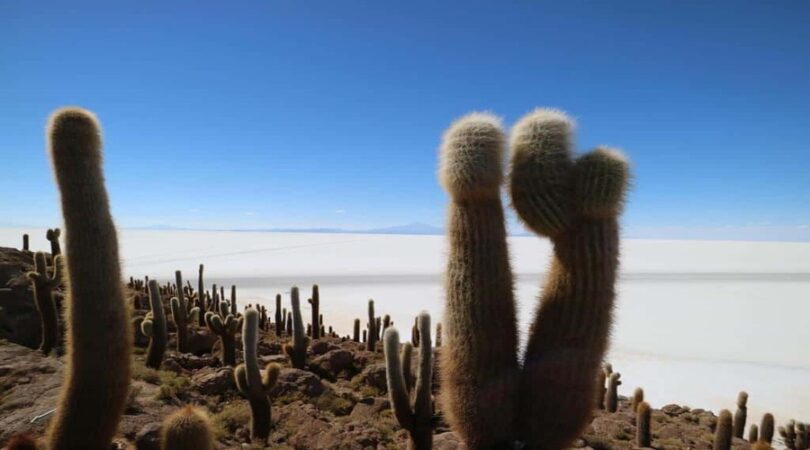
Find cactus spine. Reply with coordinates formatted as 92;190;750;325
284;287;309;369
714;409;733;450
384;312;434;450
235;308;281;443
142;280;168;369
46;228;61;257
439;109;630;449
205;311;241;366
761;413;775;444
636;401;651;448
308;284;320;339
170;270;199;353
367;299;377;351
27;252;62;355
160;406;215;450
44;107;132;450
734;391;748;439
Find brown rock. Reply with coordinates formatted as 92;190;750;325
191;366;235;395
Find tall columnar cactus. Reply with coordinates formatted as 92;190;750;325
230;285;237;316
367;299;377;351
636;401;651;448
205;311;242;366
632;387;645;413
761;413;775;444
596;370;607;409
44;107;132;450
286;311;292;335
22;233;30;252
235;308;281;443
46;228;61;257
27;252;63;355
606;372;622;413
160;406;215;450
308;284;320;340
353;318;361;342
383;314;391;334
275;294;283;336
197;264;206;326
439;110;630;449
734;391;748;439
141;280;168;369
284;287;309;369
171;270;199;353
749;424;759;443
714;409;733;450
384;312;434;450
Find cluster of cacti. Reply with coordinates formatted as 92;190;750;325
636;401;652;447
438;109;629;449
779;420;809;450
205;310;242;366
284;287;309;369
734;391;748;439
44;107;132;449
715;409;733;450
235;308;282;443
26;252;63;355
160;406;215;450
142;280;168;369
384;312;434;450
171;270;200;353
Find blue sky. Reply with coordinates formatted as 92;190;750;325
2;1;809;240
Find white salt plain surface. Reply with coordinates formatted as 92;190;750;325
3;228;809;426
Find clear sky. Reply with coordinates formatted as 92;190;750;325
2;1;809;240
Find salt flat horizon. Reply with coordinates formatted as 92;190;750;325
2;227;809;423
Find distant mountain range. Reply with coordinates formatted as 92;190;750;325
128;222;448;236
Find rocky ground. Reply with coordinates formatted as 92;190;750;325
0;246;757;449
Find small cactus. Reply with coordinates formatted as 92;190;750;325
761;413;775;444
205;311;242;366
606;372;622;413
636;401;651;448
170;270;199;353
749;424;759;443
284;287;309;369
22;234;30;252
141;280;168;369
367;299;377;351
733;391;748;439
46;228;61;257
631;387;645;413
308;284;320;340
235;308;281;443
384;312;434;450
26;252;63;355
160;406;214;450
714;409;733;450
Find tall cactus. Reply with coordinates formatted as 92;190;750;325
44;107;131;450
308;284;320;339
734;391;748;439
284;287;309;369
197;264;206;326
367;299;377;351
160;406;215;450
230;285;237;316
631;387;645;413
438;113;520;448
715;409;733;450
170;270;199;353
22;233;30;252
275;294;283;336
636;401;651;448
439;109;629;449
761;413;775;444
205;311;242;366
353;318;361;342
27;252;63;355
235;308;281;443
749;424;759;443
141;280;168;369
606;372;622;413
384;312;434;450
46;228;61;257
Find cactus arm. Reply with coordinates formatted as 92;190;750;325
438;113;520;448
45;107;132;450
401;342;414;392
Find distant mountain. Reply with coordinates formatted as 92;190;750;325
366;222;444;235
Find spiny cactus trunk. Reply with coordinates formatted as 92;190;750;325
733;391;748;439
275;294;282;337
45;108;132;450
310;285;320;340
367;300;377;351
197;265;206;327
636;401;651;448
238;309;276;442
285;287;309;369
231;285;237;316
715;409;733;450
144;280;168;369
442;200;520;448
28;252;61;355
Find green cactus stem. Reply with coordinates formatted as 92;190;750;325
141;280;168;369
284;287;309;369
